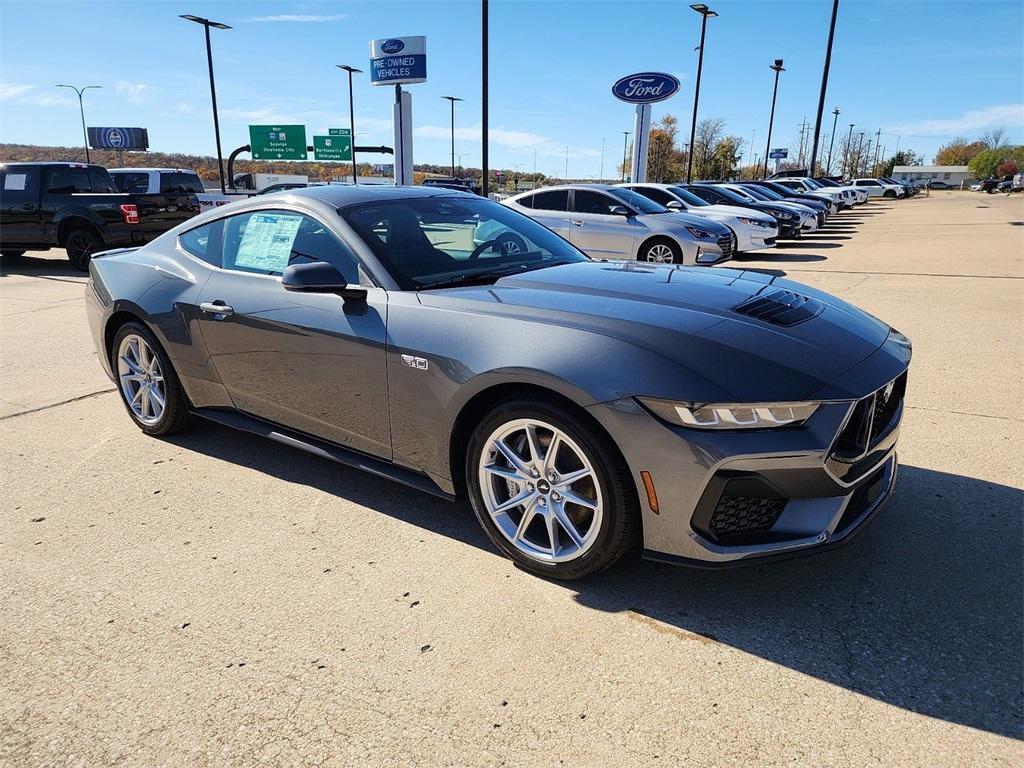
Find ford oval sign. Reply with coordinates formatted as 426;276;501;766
612;72;681;104
380;38;405;54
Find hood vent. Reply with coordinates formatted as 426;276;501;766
733;289;824;327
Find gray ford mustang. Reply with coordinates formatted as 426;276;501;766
86;185;911;580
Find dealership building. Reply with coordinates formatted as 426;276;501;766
892;165;972;187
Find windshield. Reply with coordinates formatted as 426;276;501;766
801;178;823;189
815;178;839;187
745;184;784;201
606;187;667;214
667;186;709;206
721;186;758;202
691;185;748;205
340;196;587;290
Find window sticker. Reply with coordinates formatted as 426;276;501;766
4;173;27;191
234;212;302;272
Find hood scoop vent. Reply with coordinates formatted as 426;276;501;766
733;289;824;327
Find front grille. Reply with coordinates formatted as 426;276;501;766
832;372;907;462
733;288;824;327
709;495;786;539
717;233;735;259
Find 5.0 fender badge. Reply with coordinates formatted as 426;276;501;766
401;354;429;371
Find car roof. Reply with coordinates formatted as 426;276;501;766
108;167;198;173
271;184;468;208
0;161;100;167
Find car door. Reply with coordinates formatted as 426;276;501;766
0;167;43;247
194;207;392;459
517;189;572;239
567;189;635;258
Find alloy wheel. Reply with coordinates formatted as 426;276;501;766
478;418;603;563
117;334;166;426
643;243;675;263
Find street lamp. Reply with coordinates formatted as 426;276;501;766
762;58;785;178
337;65;362;185
842;123;855;178
808;0;840;177
180;14;231;194
686;3;718;182
55;84;101;163
825;107;841;175
442;96;463;179
621;131;631;182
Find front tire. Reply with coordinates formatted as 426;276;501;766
639;237;682;264
111;322;193;436
466;398;639;580
64;227;104;271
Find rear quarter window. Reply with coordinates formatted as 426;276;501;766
178;220;223;267
160;172;205;194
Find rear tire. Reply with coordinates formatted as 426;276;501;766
64;227;103;271
883;190;896;199
110;321;193;436
465;397;640;580
638;237;682;264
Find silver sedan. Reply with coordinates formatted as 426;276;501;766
503;184;736;265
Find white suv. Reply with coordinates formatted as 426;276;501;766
852;178;906;198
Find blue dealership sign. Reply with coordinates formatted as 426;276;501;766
87;127;149;150
612;73;681;104
769;148;789;159
370;36;427;86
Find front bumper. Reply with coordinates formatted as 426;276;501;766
587;370;907;567
734;225;778;252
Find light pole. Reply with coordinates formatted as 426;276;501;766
748;128;756;168
441;95;463;179
599;137;605;182
763;58;785;178
842;123;854;177
809;0;840;176
481;0;489;196
455;152;471;170
180;15;231;194
855;132;865;176
621;131;631;182
337;65;362;185
825;107;840;174
55;84;101;163
564;146;569;181
686;3;717;182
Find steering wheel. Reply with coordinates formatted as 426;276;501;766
468;232;529;261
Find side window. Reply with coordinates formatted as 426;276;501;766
637;187;673;205
89;171;117;193
943;173;951;180
115;173;149;193
572;190;619;214
531;190;569;211
160;173;205;194
220;210;360;282
178;220;223;267
688;187;716;203
46;169;91;193
516;194;534;209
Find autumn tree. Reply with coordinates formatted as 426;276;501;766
934;138;987;165
646;115;685;183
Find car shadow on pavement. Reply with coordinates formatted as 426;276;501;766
738;252;828;263
0;252;82;279
780;241;843;250
571;465;1024;740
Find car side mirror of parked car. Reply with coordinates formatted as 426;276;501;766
282;261;367;301
609;205;632;217
665;200;683;210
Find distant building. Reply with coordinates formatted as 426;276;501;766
893;165;972;187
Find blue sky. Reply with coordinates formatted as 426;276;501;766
1;0;1022;175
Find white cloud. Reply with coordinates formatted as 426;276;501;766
0;82;35;100
885;104;1024;136
115;81;155;103
244;14;348;22
176;101;196;114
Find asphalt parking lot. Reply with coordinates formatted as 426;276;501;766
2;192;1022;766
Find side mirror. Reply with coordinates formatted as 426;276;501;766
282;261;367;301
609;205;632;217
665;200;684;211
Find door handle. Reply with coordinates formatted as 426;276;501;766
200;301;234;318
570;219;584;226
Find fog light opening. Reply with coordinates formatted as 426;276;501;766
640;471;660;515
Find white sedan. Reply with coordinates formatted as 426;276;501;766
618;183;778;253
852;178;906;198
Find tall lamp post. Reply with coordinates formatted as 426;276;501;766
686;3;718;182
337;65;362;185
180;14;231;194
842;123;855;177
55;84;102;163
621;131;631;182
808;0;840;176
442;96;463;179
762;58;785;178
825;107;841;174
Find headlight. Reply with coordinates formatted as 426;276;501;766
685;226;715;239
773;210;796;221
737;216;770;228
638;397;820;429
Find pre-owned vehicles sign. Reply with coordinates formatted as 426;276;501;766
370;36;427;85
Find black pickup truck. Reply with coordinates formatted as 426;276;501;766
0;162;200;270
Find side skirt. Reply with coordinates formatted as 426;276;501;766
191;407;456;502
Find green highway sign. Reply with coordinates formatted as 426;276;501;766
313;129;352;161
249;125;308;160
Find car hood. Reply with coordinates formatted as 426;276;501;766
653;211;732;236
699;204;776;224
422;261;893;401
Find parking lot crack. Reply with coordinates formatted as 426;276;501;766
0;388;116;420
